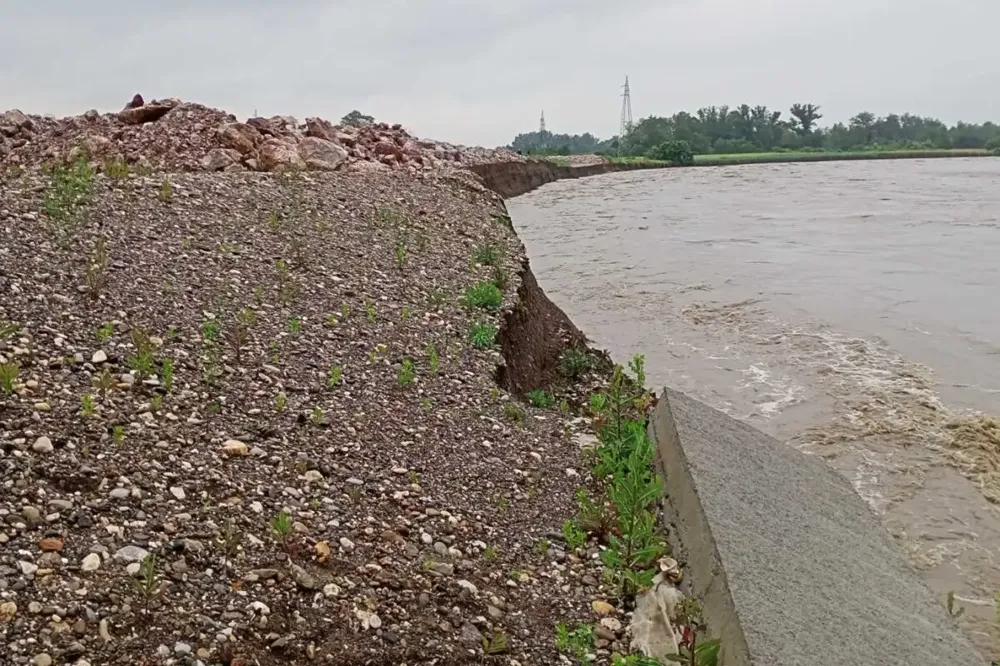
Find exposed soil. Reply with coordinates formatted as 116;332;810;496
0;104;634;665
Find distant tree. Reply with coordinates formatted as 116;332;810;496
341;110;375;126
649;140;694;165
789;103;822;135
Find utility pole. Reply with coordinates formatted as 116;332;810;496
618;76;633;156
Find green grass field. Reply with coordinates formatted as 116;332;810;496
597;149;992;168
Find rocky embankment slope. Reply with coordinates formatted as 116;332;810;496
0;100;658;665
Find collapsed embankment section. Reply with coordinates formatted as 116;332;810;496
469;159;669;199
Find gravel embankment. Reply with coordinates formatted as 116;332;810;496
0;160;629;665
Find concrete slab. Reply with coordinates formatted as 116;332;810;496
649;387;987;666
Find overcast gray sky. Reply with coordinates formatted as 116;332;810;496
1;0;997;146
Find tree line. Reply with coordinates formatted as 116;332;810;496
509;104;1000;157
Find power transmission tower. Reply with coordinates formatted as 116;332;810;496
539;110;546;135
618;76;633;156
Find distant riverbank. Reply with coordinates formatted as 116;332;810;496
542;148;994;168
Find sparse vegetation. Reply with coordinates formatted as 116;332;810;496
42;155;94;246
474;241;501;266
327;365;342;388
159;176;174;202
126;327;156;377
269;511;293;546
84;235;110;299
80;393;96;417
503;402;525;424
426;343;440;374
555;622;595;665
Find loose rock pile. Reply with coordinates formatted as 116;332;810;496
0;96;524;175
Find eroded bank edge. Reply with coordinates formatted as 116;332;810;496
480;159;720;665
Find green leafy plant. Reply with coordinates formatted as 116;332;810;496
427;343;440;375
310;406;326;425
158;176;173;202
526;389;553;408
555;622;594;665
667;598;721;666
112;424;125;445
427;290;445;309
395;239;408;269
80;393;96;417
275;391;288;412
269;511;294;546
95;321;115;342
327;365;342;388
559;348;594;380
503;402;525;424
561;519;587;551
0;361;20;397
84;235;110;300
463;281;503;310
160;358;175;393
483;545;499;563
225;307;256;362
134;553;162;610
42;155;94;246
150;394;162;412
490;264;510;292
397;359;415;388
126;327;156;377
468;322;498;348
0;320;19;339
288;317;302;334
365;300;377;323
473;241;501;266
202;318;221;342
104;157;130;181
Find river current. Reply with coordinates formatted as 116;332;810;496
508;158;1000;654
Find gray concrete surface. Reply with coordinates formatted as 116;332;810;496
649;387;987;666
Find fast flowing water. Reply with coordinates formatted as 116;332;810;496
508;158;1000;654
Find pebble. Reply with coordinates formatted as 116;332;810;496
113;545;150;563
170;486;186;500
92;350;107;364
174;642;192;655
339;537;355;551
290;564;319;590
32;436;53;453
457;579;478;595
591;600;615;616
109;488;130;499
0;601;17;621
32;654;53;666
18;560;39;575
81;553;101;571
223;439;248;456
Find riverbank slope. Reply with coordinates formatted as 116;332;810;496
0;101;666;665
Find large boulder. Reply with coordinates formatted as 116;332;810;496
304;117;337;142
297;136;348;171
118;99;178;125
216;123;261;156
201;147;243;171
258;138;304;171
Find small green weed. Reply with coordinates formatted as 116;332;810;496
561;519;587;551
160;358;175;393
555;622;594;665
427;343;439;375
127;327;156;377
481;631;511;655
473;241;501;266
80;393;96;417
468;322;498;348
158;177;173;202
327;365;342;388
269;511;294;545
288;317;302;334
275;392;288;412
559;348;594;380
104;157;130;181
526;389;553;408
397;359;415;388
112;424;125;445
463;282;503;310
95;321;115;342
0;361;20;397
503;402;525;424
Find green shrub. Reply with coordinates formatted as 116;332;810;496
648;140;694;166
463;282;503;310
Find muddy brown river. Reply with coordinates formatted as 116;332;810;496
508;157;1000;655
